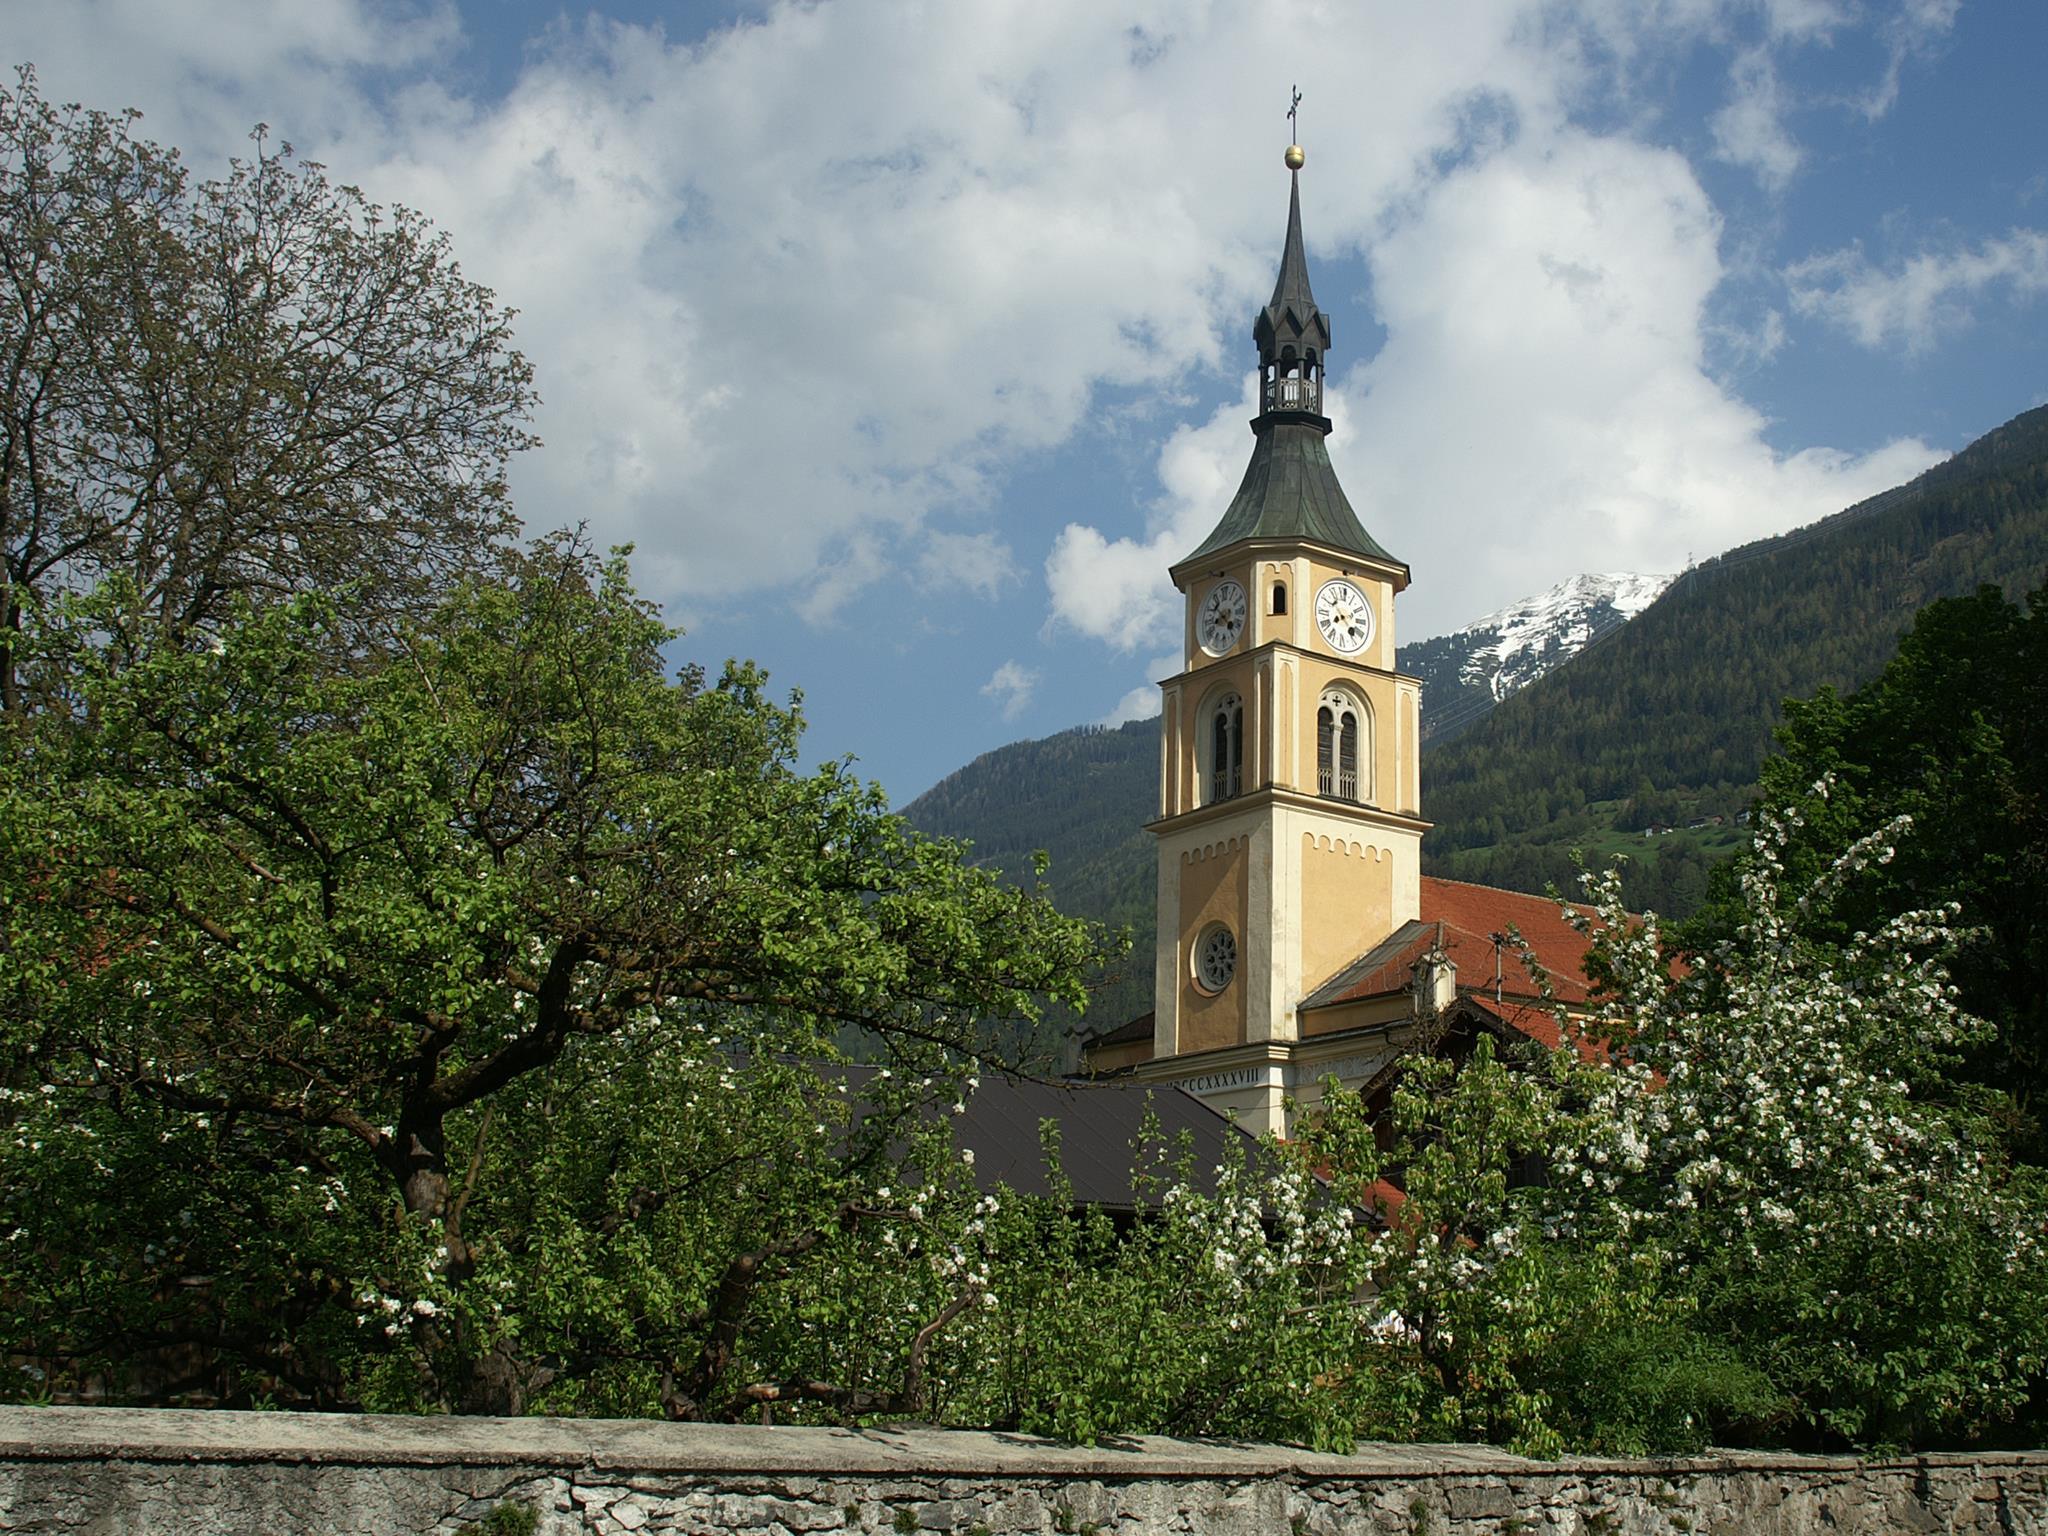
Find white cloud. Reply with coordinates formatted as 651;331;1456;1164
1099;650;1180;725
7;0;1583;629
980;660;1039;721
1861;0;1961;118
1044;371;1261;654
2;0;1970;735
916;532;1016;601
1048;124;1945;671
1712;46;1802;192
1340;131;1940;637
1786;231;2048;353
1759;0;1848;41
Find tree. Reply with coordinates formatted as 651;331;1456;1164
0;68;537;714
1560;815;2048;1448
1685;582;2048;1156
0;540;1105;1412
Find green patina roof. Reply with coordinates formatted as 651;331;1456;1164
1181;420;1401;569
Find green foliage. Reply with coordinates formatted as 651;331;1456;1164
470;1504;538;1536
1562;823;2048;1448
0;540;1106;1413
1686;582;2048;1158
902;720;1157;1053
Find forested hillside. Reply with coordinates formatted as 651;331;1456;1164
904;720;1160;1037
1425;403;2048;908
906;403;2048;1033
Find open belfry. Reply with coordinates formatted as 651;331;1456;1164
1082;129;1598;1133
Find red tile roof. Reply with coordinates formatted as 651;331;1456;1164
1309;875;1603;1010
1419;875;1602;1005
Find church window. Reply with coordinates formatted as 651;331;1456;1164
1207;691;1244;803
1272;582;1287;616
1195;923;1237;993
1317;689;1363;801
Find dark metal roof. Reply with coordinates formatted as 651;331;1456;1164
954;1073;1263;1211
1253;170;1328;362
1084;1011;1153;1049
1181;421;1401;568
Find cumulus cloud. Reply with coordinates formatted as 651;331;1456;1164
1786;231;2048;353
1340;131;1939;636
1044;372;1262;654
2;0;1970;760
980;660;1039;721
1099;650;1181;725
7;0;1581;629
1048;127;1943;655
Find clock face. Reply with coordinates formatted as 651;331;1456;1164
1315;578;1374;655
1197;579;1248;656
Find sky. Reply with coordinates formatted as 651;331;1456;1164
9;0;2046;803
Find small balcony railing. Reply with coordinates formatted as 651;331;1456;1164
1317;766;1358;800
1269;375;1321;413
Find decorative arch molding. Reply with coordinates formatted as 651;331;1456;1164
1304;832;1388;861
1183;834;1248;865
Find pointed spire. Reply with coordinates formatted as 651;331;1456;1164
1252;145;1332;424
1177;124;1404;577
1266;170;1319;326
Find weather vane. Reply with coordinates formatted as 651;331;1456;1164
1285;85;1305;170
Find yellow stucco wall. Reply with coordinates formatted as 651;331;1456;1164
1176;835;1250;1054
1298;831;1395;1003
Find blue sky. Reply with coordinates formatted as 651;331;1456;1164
12;1;2045;803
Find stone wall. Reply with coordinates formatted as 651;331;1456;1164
2;1406;2045;1535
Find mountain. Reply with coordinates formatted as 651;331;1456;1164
1424;402;2048;914
906;402;2048;1032
1406;571;1674;745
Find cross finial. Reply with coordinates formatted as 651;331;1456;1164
1288;85;1302;137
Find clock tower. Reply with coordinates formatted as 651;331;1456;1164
1133;140;1425;1134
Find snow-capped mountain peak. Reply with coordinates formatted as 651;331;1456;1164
1401;571;1676;744
1462;572;1675;700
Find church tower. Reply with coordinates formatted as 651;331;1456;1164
1133;138;1425;1134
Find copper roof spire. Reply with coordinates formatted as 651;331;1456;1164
1177;103;1404;575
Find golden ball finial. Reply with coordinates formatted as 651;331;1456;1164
1284;143;1305;171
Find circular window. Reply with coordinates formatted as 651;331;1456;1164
1195;924;1238;993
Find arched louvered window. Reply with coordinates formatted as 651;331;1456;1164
1317;689;1362;802
1206;691;1243;804
1272;582;1288;616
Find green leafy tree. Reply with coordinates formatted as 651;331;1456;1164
0;67;537;713
0;540;1103;1412
1686;582;2048;1156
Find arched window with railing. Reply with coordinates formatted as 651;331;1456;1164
1263;347;1323;415
1317;688;1365;802
1206;690;1244;804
